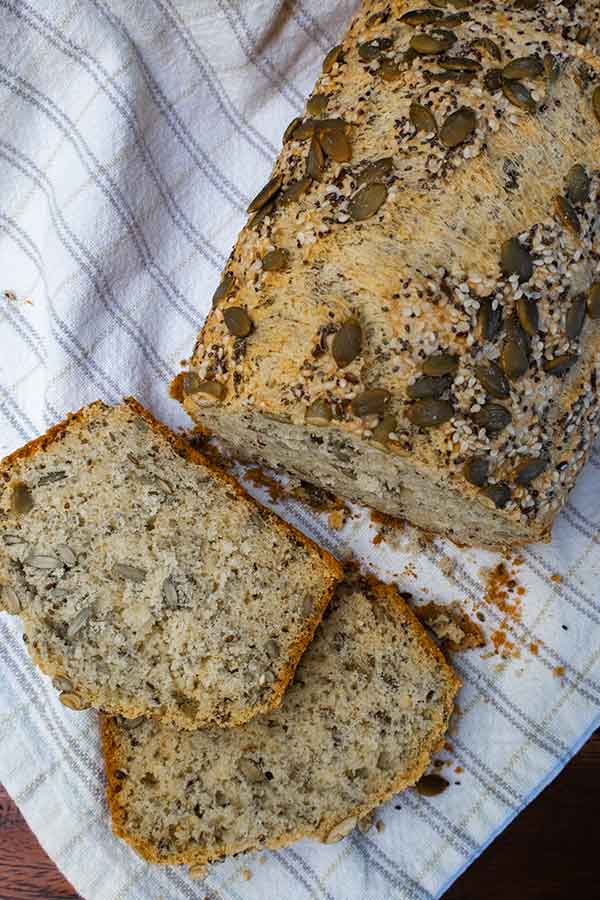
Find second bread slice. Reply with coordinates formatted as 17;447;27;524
0;398;341;728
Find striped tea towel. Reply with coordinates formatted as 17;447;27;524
1;2;600;898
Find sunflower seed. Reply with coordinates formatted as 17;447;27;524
25;554;60;570
410;33;456;55
593;87;600;124
566;164;590;205
481;482;511;508
211;272;235;308
351;389;390;418
408;399;454;427
348;183;387;221
265;639;280;658
358;37;393;61
502;55;543;81
516;297;539;336
416;774;449;796
587;283;600;319
3;534;26;546
114;563;147;583
501;339;529;380
249;200;275;230
576;26;590;45
544;53;560;82
473;403;511;434
407;374;452;400
554;196;581;235
475;362;510;399
332;320;362;367
10;483;33;516
283;116;303;143
324;817;357;843
307;136;325;180
239;758;263;783
247;176;282;213
319;126;351;163
223;307;253;338
500;237;533;282
307;94;329;116
472;37;502;62
443;11;471;25
379;60;403;81
401;8;444;26
1;585;20;615
59;692;89;711
371;415;397;445
261;249;288;274
440;106;476;148
37;471;67;486
484;68;504;93
377;750;394;770
305;399;332;426
426;70;476;85
53;675;74;693
422;353;458;377
410;102;437;132
162;578;178;608
502;80;536;112
514;457;547;485
323;45;344;74
439;55;481;72
565;294;586;340
543;354;578;376
67;606;93;640
476;298;502;341
357;157;394;187
280;177;311;205
56;544;76;567
464;456;489;487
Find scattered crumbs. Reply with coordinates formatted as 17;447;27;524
512;556;524;567
328;507;347;530
551;573;562;583
561;624;569;631
454;766;463;775
180;358;189;367
413;601;485;652
259;856;267;865
372;531;384;545
357;811;374;834
433;758;445;768
476;611;485;622
529;642;539;656
403;562;417;579
244;466;286;502
394;805;402;811
370;509;406;545
242;868;252;881
169;372;186;403
480;559;525;660
444;742;454;754
3;289;17;301
375;819;385;833
554;665;566;678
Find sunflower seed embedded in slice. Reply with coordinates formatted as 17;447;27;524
283;116;303;143
371;415;397;445
501;339;529;381
439;56;481;72
443;11;471;26
10;483;33;516
307;136;326;181
324;817;357;844
514;457;547;485
53;675;74;693
516;297;539;336
500;237;533;283
408;399;454;428
114;563;147;583
502;55;543;81
475;362;510;399
1;585;21;615
544;53;560;82
476;298;503;342
473;403;511;435
565;294;586;340
239;758;264;783
593;87;600;124
407;374;452;400
410;33;455;55
223;307;253;338
211;272;235;308
400;8;444;26
576;26;590;45
307;94;329;116
502;80;536;112
37;471;68;486
566;164;590;205
543;354;578;376
56;544;77;567
322;45;344;74
162;578;179;609
59;692;89;711
422;353;458;377
464;456;489;487
554;196;581;235
67;606;94;640
481;482;511;509
440;106;477;148
351;389;390;418
332;320;362;368
357;157;394;187
25;553;61;570
3;533;26;546
348;183;388;221
305;399;332;426
279;177;311;206
410;102;437;132
247;175;282;214
472;37;502;62
262;249;289;272
587;283;600;319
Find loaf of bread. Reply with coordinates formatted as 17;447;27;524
178;0;600;549
102;574;460;867
0;398;341;728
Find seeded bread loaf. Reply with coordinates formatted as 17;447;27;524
102;574;460;866
178;0;600;550
0;399;341;728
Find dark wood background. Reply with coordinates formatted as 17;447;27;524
1;730;598;899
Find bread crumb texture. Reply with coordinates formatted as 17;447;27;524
0;399;340;728
102;576;460;866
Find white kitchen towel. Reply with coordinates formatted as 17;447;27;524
0;2;599;899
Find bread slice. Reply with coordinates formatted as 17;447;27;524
102;575;460;867
0;398;341;728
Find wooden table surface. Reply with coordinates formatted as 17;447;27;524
1;730;598;899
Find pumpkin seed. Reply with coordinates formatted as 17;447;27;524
407;399;454;427
307;93;329;116
439;55;481;72
114;563;147;583
348;182;387;221
516;297;539;336
502;80;536;112
366;8;390;27
501;339;529;380
472;37;501;62
332;320;362;367
53;675;74;693
67;606;93;640
440;106;476;148
351;389;390;418
587;283;600;319
410;102;437;132
505;312;529;351
565;294;586;340
500;237;533;283
371;414;397;445
481;482;511;508
280;176;311;205
358;37;393;61
476;298;502;342
25;553;60;570
475;362;510;399
502;55;543;81
307;135;325;180
265;639;280;658
37;471;67;486
247;175;282;213
543;354;578;376
319;127;352;163
576;26;590;45
357;157;394;187
283;116;303;143
223;307;253;338
379;60;403;81
239;758;263;783
293;118;317;141
194;381;226;403
554;195;581;235
305;399;332;426
443;11;471;26
416;774;449;796
593;87;600;124
464;456;489;487
3;534;25;546
323;45;343;74
211;272;235;308
566;164;590;205
162;578;178;608
59;692;89;711
543;53;560;82
422;353;458;377
262;248;289;272
10;483;33;515
401;8;444;26
317;117;347;132
513;0;538;8
1;585;20;615
410;33;456;55
407;374;452;400
249;200;275;230
514;457;547;485
182;371;201;395
473;403;511;434
427;70;476;86
56;544;76;567
324;817;357;844
484;68;504;93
